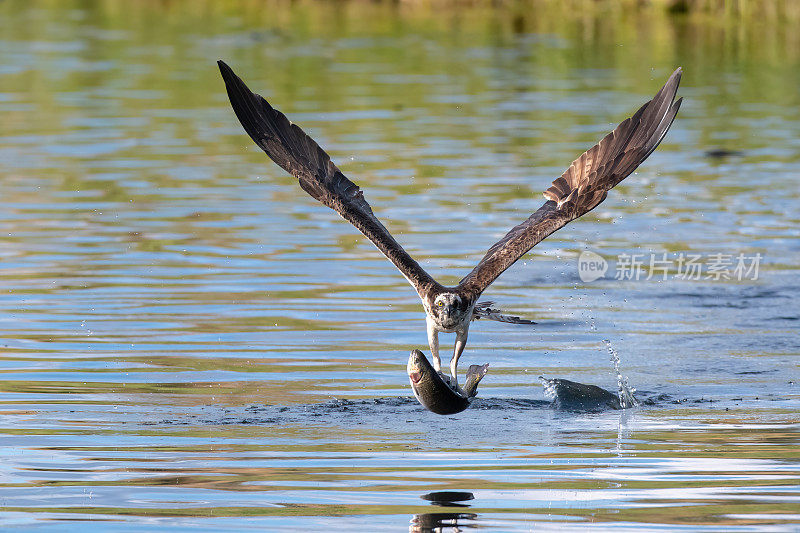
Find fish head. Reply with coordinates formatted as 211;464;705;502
407;349;433;387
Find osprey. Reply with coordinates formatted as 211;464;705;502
218;61;682;386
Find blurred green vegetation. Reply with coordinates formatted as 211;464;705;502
2;0;798;191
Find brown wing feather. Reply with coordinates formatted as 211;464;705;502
459;68;683;296
218;60;439;297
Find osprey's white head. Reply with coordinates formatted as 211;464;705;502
428;292;471;331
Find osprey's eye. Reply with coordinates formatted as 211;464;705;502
436;301;444;308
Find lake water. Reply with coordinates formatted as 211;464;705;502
1;1;798;530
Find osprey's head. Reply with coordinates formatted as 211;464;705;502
428;292;471;330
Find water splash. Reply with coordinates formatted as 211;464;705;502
604;339;638;408
540;376;558;400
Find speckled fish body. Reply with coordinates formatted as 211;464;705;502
407;349;489;415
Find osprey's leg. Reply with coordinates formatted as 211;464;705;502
426;317;442;372
449;327;469;387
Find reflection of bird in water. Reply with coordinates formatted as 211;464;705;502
219;61;682;386
412;491;476;532
410;512;477;533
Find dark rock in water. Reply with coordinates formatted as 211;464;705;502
540;377;625;410
407;350;489;415
421;491;474;506
704;148;744;158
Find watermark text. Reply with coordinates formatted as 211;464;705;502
578;251;762;282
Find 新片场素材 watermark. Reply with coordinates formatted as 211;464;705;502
577;251;762;283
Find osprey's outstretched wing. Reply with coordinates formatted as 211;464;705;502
218;60;439;297
458;68;682;296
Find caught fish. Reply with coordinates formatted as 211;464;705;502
407;349;489;415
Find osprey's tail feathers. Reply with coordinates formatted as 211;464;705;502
472;301;536;325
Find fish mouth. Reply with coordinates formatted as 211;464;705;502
409;371;423;384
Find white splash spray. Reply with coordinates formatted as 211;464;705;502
603;339;638;408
